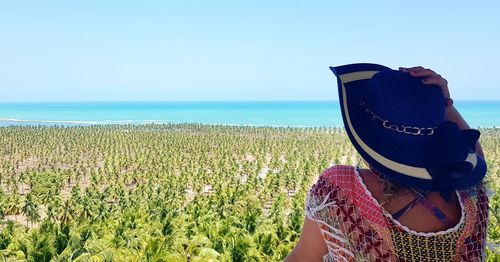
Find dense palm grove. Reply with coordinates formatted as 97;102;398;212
0;124;498;261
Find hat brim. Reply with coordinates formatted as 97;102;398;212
330;63;487;190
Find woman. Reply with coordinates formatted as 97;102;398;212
286;64;489;261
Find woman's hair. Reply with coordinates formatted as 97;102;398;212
378;174;411;204
369;166;411;205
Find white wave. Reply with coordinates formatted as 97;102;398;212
0;118;100;125
0;117;329;128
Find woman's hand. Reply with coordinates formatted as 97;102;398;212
399;66;451;99
399;66;484;157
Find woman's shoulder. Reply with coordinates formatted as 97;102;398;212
318;165;357;181
305;165;357;221
307;165;358;199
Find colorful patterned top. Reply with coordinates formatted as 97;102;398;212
305;165;489;262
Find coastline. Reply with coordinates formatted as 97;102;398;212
0;119;342;128
1;118;499;129
1;101;499;128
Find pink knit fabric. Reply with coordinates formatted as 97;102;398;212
305;165;489;262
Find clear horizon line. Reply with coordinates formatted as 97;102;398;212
0;100;338;103
1;99;500;103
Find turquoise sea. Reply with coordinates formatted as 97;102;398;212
0;101;499;128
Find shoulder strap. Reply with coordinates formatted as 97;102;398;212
391;189;455;228
414;190;456;228
391;193;424;220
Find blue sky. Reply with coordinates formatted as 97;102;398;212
1;1;499;101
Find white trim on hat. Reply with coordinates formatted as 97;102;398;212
339;71;477;180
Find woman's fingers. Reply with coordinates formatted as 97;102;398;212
422;76;450;97
400;66;451;97
422;76;445;87
400;66;434;77
404;66;426;74
401;66;440;81
410;68;436;78
400;66;430;73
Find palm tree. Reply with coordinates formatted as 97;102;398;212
6;194;21;222
0;189;6;219
21;193;39;227
29;232;55;262
79;196;95;221
58;199;74;224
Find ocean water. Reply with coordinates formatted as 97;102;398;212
0;101;499;128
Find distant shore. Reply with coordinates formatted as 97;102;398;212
0;119;343;128
1;101;499;128
1;118;499;129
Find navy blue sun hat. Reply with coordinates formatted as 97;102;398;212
330;63;487;201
